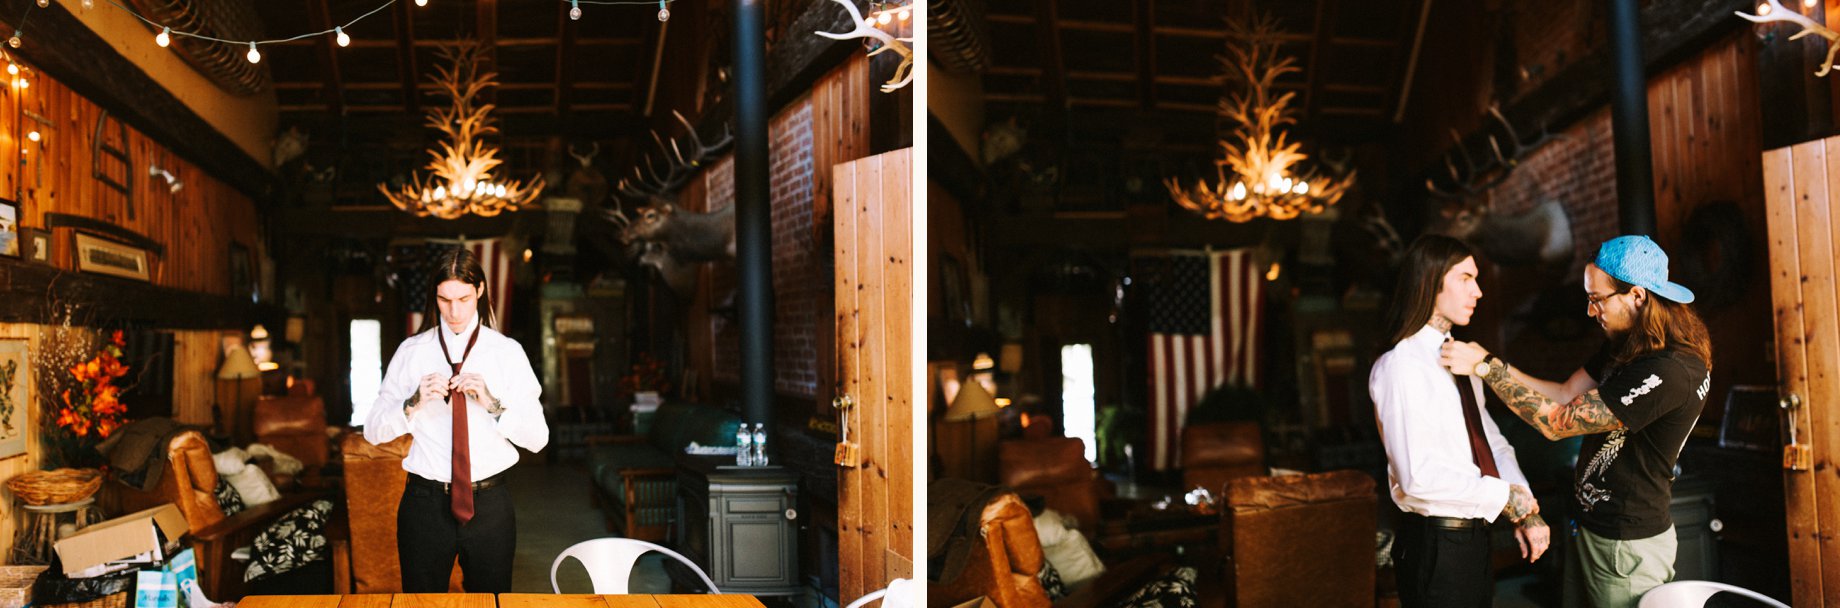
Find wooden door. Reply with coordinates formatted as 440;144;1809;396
1763;136;1840;605
833;148;914;603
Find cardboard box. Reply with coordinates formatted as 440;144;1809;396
53;504;186;576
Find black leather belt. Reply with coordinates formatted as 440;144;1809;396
1406;512;1486;531
409;473;506;494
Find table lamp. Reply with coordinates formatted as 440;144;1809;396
216;346;261;443
944;379;1000;480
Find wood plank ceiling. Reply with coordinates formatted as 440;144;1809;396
251;0;657;208
980;0;1426;150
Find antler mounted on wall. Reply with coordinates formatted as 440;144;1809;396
1737;0;1840;76
615;110;735;200
1424;104;1559;199
815;0;914;92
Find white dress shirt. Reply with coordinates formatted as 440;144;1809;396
364;313;549;482
1370;325;1529;521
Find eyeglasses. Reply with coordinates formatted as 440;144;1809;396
1586;290;1626;312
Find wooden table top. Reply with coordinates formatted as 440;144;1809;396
237;595;768;608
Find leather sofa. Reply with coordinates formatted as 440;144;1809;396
340;433;462;593
100;429;343;601
253;394;332;485
997;437;1110;538
584;401;741;541
1180;421;1265;497
1219;469;1377;607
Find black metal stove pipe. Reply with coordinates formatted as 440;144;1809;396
1609;0;1656;236
733;0;775;431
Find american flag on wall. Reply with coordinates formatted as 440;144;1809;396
400;238;514;335
1146;249;1265;471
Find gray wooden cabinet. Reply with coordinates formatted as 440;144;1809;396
676;455;801;596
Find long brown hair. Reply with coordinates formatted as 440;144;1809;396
1607;277;1713;371
1383;235;1474;348
418;246;495;334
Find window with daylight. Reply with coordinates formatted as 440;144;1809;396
349;319;382;426
1061;344;1097;464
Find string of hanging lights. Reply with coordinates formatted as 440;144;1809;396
5;0;676;66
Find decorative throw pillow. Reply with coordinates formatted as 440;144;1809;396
244;499;335;582
213;477;246;516
222;462;279;507
1038;560;1068;600
1110;566;1198;608
1032;509;1106;588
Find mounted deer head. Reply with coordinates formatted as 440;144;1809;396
1435;199;1575;268
616;111;734;200
635;240;700;300
565;142;609;206
621;200;736;263
1425;104;1559;199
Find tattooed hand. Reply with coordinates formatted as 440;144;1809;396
1516;513;1551;562
1439;340;1489;375
1503;484;1538;523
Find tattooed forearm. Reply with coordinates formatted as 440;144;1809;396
1518;512;1546;531
1483;360;1623;440
1503;484;1537;523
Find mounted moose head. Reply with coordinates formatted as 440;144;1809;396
616;111;735;200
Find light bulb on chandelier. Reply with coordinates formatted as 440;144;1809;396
34;0;47;9
5;64;16;75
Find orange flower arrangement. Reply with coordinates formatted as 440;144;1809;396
54;330;129;440
618;353;671;397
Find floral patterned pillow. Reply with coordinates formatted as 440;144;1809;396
1110;566;1198;608
213;477;245;516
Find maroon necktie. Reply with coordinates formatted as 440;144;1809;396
436;324;482;524
1452;374;1500;478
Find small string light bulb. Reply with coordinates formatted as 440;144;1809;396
658;0;670;21
156;27;171;47
81;0;92;8
899;8;910;21
570;0;581;20
246;41;261;64
17;77;26;89
415;0;427;5
335;27;350;47
5;64;16;75
34;0;47;8
9;31;21;49
27;131;39;142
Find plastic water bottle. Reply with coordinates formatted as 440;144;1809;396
753;423;768;466
736;425;753;466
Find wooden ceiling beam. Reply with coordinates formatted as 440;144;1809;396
308;0;345;115
1034;0;1067;117
1304;0;1339;118
393;0;419;112
1135;0;1156;111
555;1;577;115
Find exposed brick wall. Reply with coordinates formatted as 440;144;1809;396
704;98;821;399
1483;107;1620;280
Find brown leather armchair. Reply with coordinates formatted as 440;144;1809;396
253;394;331;476
997;437;1109;538
100;429;340;601
927;481;1174;608
340;433;462;593
1180;421;1265;497
1220;470;1377;607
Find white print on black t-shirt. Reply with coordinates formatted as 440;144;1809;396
1620;374;1663;406
1576;429;1628;512
1696;375;1710;401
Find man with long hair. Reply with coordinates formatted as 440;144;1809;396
1371;235;1548;608
364;247;548;592
1442;235;1713;608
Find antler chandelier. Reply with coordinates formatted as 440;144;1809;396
380;41;543;219
1164;11;1353;222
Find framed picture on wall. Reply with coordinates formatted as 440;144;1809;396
22;228;49;264
0;199;19;258
229;242;255;302
0;339;31;460
74;232;151;281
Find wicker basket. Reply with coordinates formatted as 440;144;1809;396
36;590;128;608
4;469;103;506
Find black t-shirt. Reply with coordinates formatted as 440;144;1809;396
1574;344;1710;539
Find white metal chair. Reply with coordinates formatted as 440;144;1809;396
845;578;917;608
549;538;720;594
1638;580;1789;608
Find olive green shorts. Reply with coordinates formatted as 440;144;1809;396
1562;522;1676;608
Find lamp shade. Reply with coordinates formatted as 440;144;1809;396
217;346;261;380
944;378;999;422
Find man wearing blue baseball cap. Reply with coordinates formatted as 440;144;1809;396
1440;235;1713;608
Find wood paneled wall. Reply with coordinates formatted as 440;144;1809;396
1;65;265;294
833;148;913;603
1645;31;1774;421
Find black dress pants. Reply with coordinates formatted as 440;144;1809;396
398;474;516;593
1393;512;1494;608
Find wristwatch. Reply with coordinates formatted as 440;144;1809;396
1473;359;1493;378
